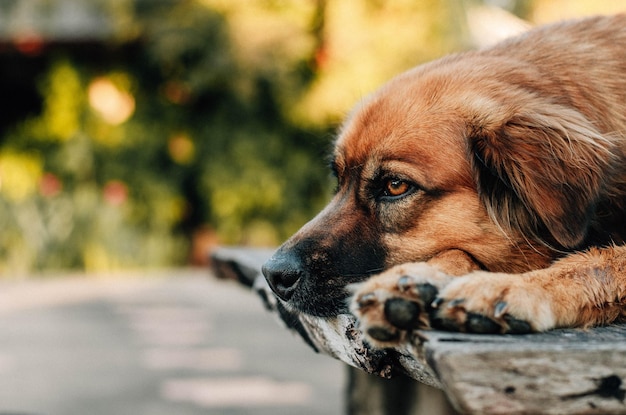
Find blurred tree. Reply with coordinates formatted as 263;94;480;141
0;0;334;273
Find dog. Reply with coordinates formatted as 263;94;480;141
262;14;626;348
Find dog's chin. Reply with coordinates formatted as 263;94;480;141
281;292;351;318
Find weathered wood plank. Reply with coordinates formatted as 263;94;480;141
211;246;626;415
419;328;626;414
211;246;276;287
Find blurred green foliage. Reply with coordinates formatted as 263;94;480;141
0;0;332;273
1;0;614;273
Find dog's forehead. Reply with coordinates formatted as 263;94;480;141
333;87;471;186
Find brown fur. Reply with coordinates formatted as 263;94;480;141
263;15;626;345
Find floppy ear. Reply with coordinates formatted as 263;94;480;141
468;103;616;249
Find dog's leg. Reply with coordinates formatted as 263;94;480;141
352;246;626;347
432;245;626;334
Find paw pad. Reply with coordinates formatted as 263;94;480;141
465;312;501;334
503;315;532;334
384;298;422;330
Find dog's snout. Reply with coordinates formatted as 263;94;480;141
262;254;303;301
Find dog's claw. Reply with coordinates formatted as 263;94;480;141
446;298;466;309
356;292;378;309
431;297;444;309
494;301;508;318
397;275;413;292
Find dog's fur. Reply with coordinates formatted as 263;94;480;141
262;15;626;347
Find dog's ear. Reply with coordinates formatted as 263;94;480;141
468;103;616;249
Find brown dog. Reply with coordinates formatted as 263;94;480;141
262;15;626;348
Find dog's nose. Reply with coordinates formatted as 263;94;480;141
262;253;302;301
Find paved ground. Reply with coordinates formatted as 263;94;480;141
0;269;345;415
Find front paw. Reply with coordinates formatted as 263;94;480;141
431;274;555;334
350;263;452;347
352;268;558;348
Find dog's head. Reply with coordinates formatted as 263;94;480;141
262;54;617;317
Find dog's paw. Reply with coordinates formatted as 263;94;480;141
352;267;559;348
350;263;453;347
431;273;556;334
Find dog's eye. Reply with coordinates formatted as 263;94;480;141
382;179;412;199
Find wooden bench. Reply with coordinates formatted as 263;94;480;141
211;247;626;415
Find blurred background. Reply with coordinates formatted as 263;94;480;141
0;1;625;414
1;0;624;275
